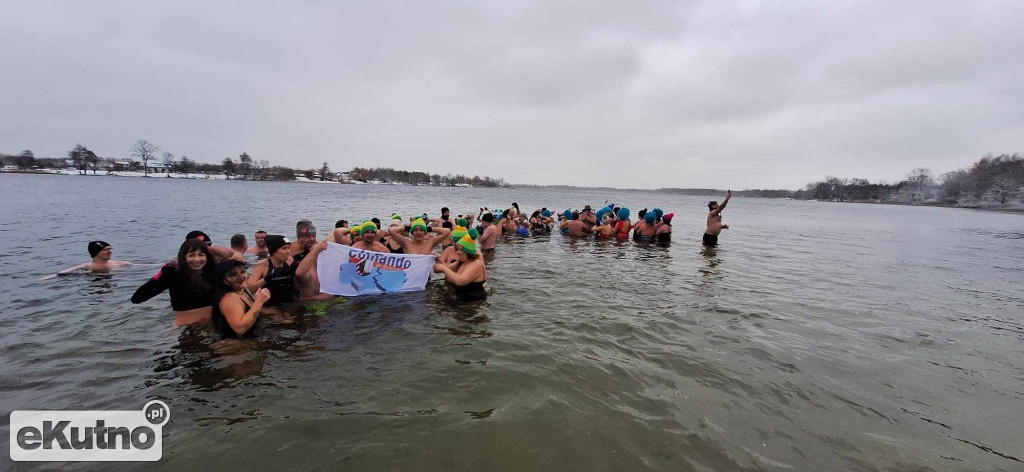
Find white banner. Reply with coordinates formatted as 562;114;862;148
316;242;435;296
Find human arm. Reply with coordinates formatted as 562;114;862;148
429;226;452;247
246;260;268;290
432;261;482;286
295;241;326;279
130;264;175;304
388;225;413;246
220;288;270;336
57;263;89;275
207;244;240;262
711;190;732;216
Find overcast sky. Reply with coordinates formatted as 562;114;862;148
2;1;1021;189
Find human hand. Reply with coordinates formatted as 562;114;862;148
255;288;271;304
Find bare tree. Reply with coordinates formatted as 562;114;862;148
130;140;159;176
906;167;934;202
990;176;1019;205
68;144;95;175
222;157;236;179
178;156;194;177
238;152;252;179
939;170;969;204
162;152;176;174
320;161;330;181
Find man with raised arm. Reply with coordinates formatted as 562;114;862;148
703;190;731;247
387;217;452;255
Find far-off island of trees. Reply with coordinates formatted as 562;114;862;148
0;140;508;188
660;153;1022;210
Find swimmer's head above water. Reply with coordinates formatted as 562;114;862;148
265;235;291;259
185;230;212;246
410;218;429;239
88;240;112;260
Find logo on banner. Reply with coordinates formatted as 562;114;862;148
341;250;410;293
10;400;170;462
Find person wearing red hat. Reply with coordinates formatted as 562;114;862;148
657;213;674;244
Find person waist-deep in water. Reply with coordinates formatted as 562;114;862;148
212;259;271;339
131;238;216;326
704;190;731;247
433;228;488;302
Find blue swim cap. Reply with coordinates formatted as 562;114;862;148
563;209;572;220
617;207;630;220
652;208;664;219
644;212;656;224
542;209;552;218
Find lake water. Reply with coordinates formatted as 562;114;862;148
1;173;1022;471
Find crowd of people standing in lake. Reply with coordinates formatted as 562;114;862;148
56;192;733;340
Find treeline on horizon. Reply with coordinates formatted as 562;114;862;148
0;141;508;187
796;153;1024;206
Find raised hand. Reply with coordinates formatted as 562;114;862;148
255;288;271;304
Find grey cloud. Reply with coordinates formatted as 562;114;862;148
1;0;1022;190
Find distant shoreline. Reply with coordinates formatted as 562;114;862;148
4;170;1022;214
842;199;1024;214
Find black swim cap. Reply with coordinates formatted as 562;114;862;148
708;201;718;210
481;213;494;223
88;240;110;258
265;235;290;255
335;220;347;228
185;231;212;245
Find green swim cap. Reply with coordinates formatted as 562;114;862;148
456;218;468;227
457;229;479;254
451;224;468;242
410;218;428;233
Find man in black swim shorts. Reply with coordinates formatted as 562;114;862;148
704;190;731;246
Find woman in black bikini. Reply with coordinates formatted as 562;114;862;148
433;229;488;302
212;259;271;338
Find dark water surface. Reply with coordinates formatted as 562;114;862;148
1;173;1023;471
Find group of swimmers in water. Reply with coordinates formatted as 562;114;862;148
59;191;732;340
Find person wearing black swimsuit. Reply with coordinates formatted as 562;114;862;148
433;229;488;302
212;259;271;339
131;238;216;326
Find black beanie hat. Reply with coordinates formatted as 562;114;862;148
88;241;111;258
265;235;290;255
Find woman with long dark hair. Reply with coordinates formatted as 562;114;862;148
211;259;270;338
131;239;217;326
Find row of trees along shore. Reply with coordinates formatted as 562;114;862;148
657;154;1023;208
794;154;1024;206
3;143;1019;204
0;140;508;187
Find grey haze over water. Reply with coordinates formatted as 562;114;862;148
2;1;1023;188
1;174;1023;470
